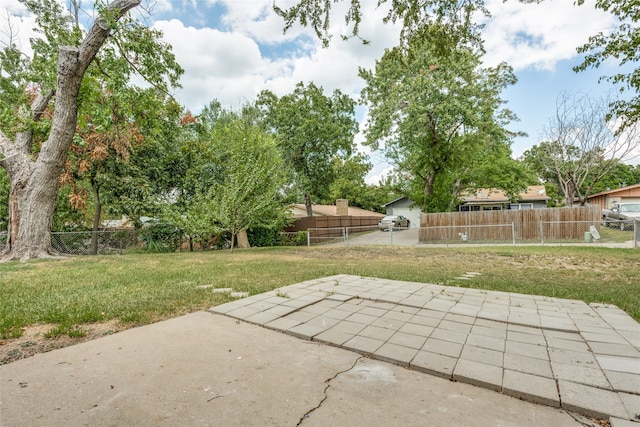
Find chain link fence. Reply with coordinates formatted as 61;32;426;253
0;230;139;255
1;220;636;253
50;230;138;255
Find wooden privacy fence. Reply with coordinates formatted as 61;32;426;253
419;206;602;242
285;216;382;240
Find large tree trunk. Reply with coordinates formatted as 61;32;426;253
3;156;64;259
236;229;250;249
0;0;141;261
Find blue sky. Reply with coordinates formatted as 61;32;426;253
1;0;636;182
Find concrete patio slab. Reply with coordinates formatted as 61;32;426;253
210;274;640;422
2;312;589;427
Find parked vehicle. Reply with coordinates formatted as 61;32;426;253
602;202;640;230
378;215;410;231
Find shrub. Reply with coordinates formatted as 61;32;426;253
281;230;308;246
138;222;183;253
247;227;282;247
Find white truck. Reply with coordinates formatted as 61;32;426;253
602;202;640;230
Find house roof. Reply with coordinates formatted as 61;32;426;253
460;185;550;204
289;204;384;218
382;196;409;207
587;183;640;198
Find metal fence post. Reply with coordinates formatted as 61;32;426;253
540;221;544;245
344;227;348;245
307;230;311;247
512;222;516;245
388;225;393;245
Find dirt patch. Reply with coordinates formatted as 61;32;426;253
0;320;132;365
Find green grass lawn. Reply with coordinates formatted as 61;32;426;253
1;245;638;339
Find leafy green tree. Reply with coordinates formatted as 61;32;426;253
322;153;371;204
256;82;359;216
207;116;288;252
278;1;638;142
360;24;522;212
0;0;181;260
587;162;640;194
160;105;288;252
575;0;639;130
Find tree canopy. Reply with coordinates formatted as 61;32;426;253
275;0;488;46
256;82;359;216
360;24;525;212
158;102;289;251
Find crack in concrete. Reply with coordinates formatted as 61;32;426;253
296;356;364;426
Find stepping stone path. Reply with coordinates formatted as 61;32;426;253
197;285;249;299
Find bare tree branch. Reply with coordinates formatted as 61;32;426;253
541;92;640;206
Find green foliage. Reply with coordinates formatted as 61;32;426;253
575;0;639;129
0;0;183;256
0;46;31;139
256;82;359;214
320;155;404;213
161;192;220;251
207;116;289;251
589;163;640;194
138;222;184;253
280;231;309;246
157;104;289;252
543;182;564;208
51;186;90;231
274;0;489;47
360;24;521;212
247;227;282;247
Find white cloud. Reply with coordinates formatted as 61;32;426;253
0;0;37;55
154;19;273;110
366;164;394;185
154;2;402;113
480;0;616;70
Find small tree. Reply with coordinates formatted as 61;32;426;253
208;118;288;252
161;107;289;253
